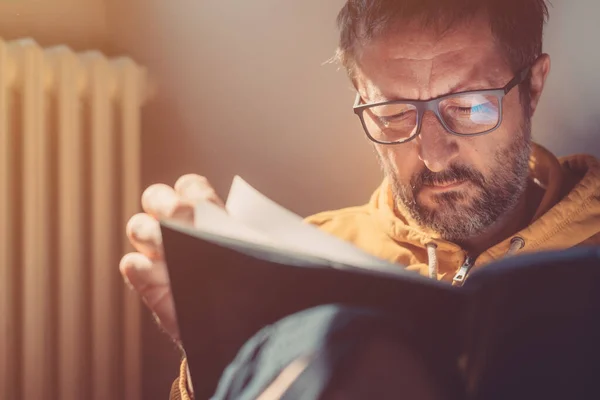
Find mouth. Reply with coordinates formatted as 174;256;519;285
422;180;467;192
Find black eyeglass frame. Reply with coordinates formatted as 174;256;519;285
352;65;532;145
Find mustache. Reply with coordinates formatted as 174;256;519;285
411;164;486;191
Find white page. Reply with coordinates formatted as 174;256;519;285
225;176;404;272
194;200;327;260
194;201;277;248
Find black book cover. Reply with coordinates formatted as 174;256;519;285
161;220;600;399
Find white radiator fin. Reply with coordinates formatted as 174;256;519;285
0;38;147;400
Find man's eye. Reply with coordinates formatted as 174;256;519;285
453;103;489;114
379;111;411;124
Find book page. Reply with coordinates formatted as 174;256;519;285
224;176;405;272
194;201;277;248
194;199;330;261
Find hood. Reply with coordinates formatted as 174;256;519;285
369;143;600;274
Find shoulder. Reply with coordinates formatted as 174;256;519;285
304;205;393;251
305;205;377;236
305;205;372;225
304;205;423;269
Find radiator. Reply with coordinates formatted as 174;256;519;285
0;38;148;400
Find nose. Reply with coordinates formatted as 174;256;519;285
416;112;459;173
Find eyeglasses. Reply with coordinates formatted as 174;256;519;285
353;65;532;145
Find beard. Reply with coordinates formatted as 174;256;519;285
383;122;532;242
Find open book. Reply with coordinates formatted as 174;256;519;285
160;176;600;400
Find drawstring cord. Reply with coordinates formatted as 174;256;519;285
425;237;525;284
426;243;438;280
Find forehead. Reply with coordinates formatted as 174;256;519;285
354;17;513;101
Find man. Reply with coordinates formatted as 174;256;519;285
120;0;600;398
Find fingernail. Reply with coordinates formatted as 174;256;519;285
177;176;210;203
119;254;145;290
142;184;179;217
130;216;161;245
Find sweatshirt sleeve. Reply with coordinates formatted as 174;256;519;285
169;358;193;400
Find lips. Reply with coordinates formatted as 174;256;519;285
424;180;466;191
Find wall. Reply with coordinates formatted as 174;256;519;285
106;0;380;218
106;0;600;218
106;2;371;398
105;0;600;398
532;0;600;157
2;0;597;399
0;0;109;50
3;0;596;210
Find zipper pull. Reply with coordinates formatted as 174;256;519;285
452;255;476;287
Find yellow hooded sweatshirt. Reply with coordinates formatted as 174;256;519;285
305;142;600;285
170;142;600;399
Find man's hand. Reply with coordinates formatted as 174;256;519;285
119;174;225;343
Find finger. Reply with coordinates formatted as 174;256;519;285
174;174;226;209
141;183;192;222
119;252;170;299
126;213;163;260
119;253;180;340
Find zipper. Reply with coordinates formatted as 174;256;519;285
452;254;477;287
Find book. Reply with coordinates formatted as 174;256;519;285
160;176;600;400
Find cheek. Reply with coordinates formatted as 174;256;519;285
462;137;494;172
375;144;421;185
458;88;527;174
463;128;518;177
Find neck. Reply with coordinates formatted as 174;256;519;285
458;180;539;256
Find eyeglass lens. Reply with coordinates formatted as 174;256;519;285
362;93;500;143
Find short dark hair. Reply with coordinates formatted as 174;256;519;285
335;0;550;77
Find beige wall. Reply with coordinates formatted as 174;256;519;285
105;0;600;218
104;2;600;398
104;2;600;396
105;2;381;397
3;0;599;398
106;0;381;218
0;0;109;49
531;0;600;157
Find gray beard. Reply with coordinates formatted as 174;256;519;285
384;125;532;242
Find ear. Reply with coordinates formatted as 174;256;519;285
527;54;551;117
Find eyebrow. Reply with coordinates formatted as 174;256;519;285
368;78;506;104
446;77;507;95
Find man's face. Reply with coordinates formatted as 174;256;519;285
353;17;536;242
